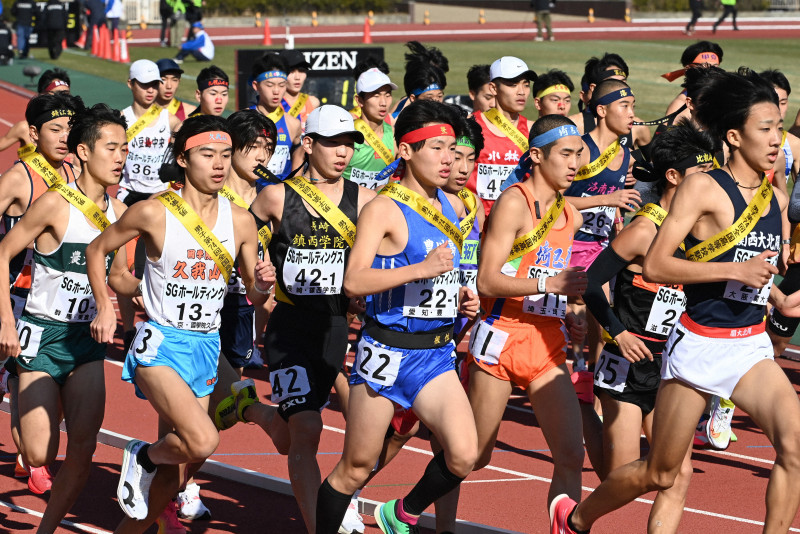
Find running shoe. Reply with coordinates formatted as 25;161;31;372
215;379;260;430
707;396;734;450
177;482;211;520
693;413;710;448
14;454;28;478
28;465;53;494
549;493;579;534
339;497;365;534
156;500;187;534
571;370;594;404
375;500;419;534
117;439;156;520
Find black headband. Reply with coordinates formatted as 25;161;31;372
31;108;74;129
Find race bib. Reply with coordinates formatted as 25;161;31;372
580;202;615;238
164;281;227;331
355;337;402;387
403;269;459;318
282;248;345;295
522;266;567;318
128;323;165;365
16;320;44;364
460;269;477;293
266;145;290;175
723;248;775;306
594;349;630;393
476;163;514;201
270;365;312;403
645;286;685;336
350;167;388;190
468;320;509;365
51;274;97;322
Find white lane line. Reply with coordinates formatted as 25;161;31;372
0;499;111;534
0;117;14;127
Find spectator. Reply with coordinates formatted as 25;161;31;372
43;0;68;60
105;0;123;38
184;0;201;38
0;18;13;65
713;0;738;32
11;0;34;59
686;0;703;35
84;0;106;51
159;0;175;47
174;21;213;63
531;0;554;42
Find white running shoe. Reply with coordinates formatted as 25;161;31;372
117;439;156;520
177;482;212;520
338;497;365;534
706;396;734;450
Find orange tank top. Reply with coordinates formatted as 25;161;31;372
482;183;574;326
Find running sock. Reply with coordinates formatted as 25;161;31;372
315;478;353;534
137;444;157;473
402;451;465;517
568;508;591;534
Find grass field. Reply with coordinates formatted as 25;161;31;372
38;38;800;125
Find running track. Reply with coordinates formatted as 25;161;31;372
3;68;800;533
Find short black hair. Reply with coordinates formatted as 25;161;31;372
460;113;484;158
533;69;574;97
651;119;717;195
251;52;289;79
38;68;70;94
529;114;578;157
25;92;84;130
589;79;630;116
173;114;231;158
682;64;723;101
227;109;277;153
680;41;723;67
353;56;390;80
759;69;791;96
467;64;491;93
404;62;446;98
67;103;128;161
197;65;229;90
405;41;449;73
395;99;462;152
583;53;629;89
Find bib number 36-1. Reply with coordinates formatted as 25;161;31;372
355;337;402;387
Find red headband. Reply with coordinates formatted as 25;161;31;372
185;131;232;151
399;123;455;145
43;80;69;93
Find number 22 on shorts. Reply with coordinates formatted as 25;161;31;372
355;337;402;387
128;323;165;365
468;320;509;366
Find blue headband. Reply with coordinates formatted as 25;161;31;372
531;124;581;148
592;88;634;110
255;70;288;82
410;83;442;97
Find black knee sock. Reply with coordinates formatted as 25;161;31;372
402;451;465;517
567;508;591;534
137;444;157;473
315;478;353;534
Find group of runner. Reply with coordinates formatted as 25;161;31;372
1;38;800;534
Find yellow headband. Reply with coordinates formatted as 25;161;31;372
536;84;571;99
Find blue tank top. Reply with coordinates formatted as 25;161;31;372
249;105;293;185
564;133;630;242
367;188;461;333
684;169;781;328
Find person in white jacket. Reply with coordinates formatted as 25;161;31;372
105;0;123;37
175;21;214;63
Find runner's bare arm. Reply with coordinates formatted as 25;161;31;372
250;182;285;234
0;192;66;357
231;206;275;306
356;185;378;213
105;199;140;298
0;165;29;217
565;188;641;211
0;121;28;152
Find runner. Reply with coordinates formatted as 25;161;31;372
279;49;320;129
552;67;800;534
0;102;129;533
249;52;302;185
188;65;229;117
467;64;494;115
342;67;398;190
533;70;574;118
760;69;800;183
155;58;195;122
390;41;449;120
0;68;71;157
225;105;374;533
314;99;480;534
583;120;716;532
467;56;536;216
86;114;275;531
662;42;723;126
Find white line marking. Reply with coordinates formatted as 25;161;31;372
0;117;14;127
0;499;111;534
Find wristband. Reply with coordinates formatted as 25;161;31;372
783;239;792;245
614;217;625;224
136;281;143;296
254;282;272;295
537;275;548;294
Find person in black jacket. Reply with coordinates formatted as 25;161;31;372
83;0;105;51
685;0;703;35
43;0;67;59
11;0;34;59
0;18;14;65
532;0;554;41
159;0;174;47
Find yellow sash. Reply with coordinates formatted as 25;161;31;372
354;119;394;165
126;105;162;143
507;193;565;262
167;99;181;115
288;93;309;118
574;140;620;181
686;177;772;262
636;202;685;252
17;143;36;160
157;191;234;283
266;106;284;124
458;188;479;242
219;186;273;250
483;108;529;152
22;152;65;187
50;181;111;231
380;183;463;251
285;177;357;247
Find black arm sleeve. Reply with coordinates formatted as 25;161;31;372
583;245;630;339
789;175;800;224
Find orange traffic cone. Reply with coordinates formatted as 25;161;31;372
119;31;130;63
61;38;67;49
75;25;87;48
101;25;112;60
262;19;272;46
90;26;100;54
112;29;120;62
362;17;372;44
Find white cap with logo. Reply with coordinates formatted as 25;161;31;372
129;59;161;84
356;68;398;94
489;56;537;82
305;105;365;143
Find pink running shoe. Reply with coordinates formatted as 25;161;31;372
157;500;187;534
550;494;580;534
28;465;53;494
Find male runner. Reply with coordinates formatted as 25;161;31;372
189;65;229;117
662;42;723;126
155;58;195;122
467;65;494;115
533;70;574;118
279;49;320;129
314;99;480;534
0;102;129;532
342;67;398;190
250;52;302;185
86;115;275;532
552;67;800;534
